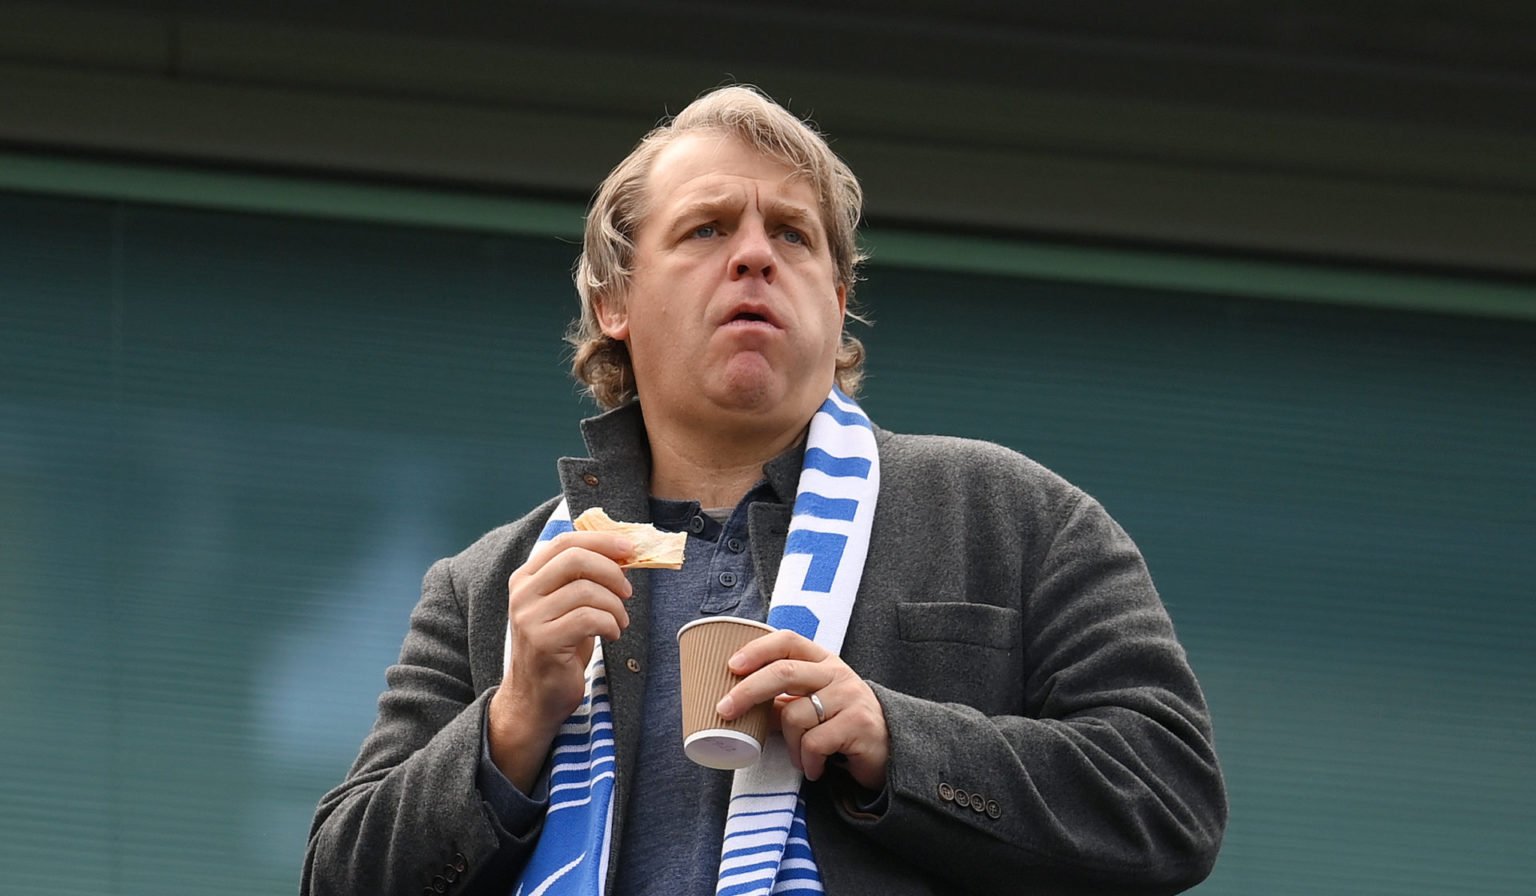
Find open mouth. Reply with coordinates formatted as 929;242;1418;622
721;302;780;329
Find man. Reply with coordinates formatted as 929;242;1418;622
303;85;1226;896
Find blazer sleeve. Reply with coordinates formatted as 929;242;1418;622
301;557;542;896
825;491;1227;895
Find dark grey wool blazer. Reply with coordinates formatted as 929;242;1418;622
303;403;1226;896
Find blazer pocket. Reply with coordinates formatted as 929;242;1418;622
896;602;1018;650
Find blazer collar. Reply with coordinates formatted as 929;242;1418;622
568;400;806;511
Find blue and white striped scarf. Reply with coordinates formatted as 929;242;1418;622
506;388;880;896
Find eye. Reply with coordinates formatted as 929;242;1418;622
691;223;718;239
780;229;805;245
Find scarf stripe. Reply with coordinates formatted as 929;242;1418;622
717;390;878;896
507;389;878;896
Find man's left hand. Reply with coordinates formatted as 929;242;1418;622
716;629;890;792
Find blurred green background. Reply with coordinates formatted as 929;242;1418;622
6;2;1536;891
2;188;1533;894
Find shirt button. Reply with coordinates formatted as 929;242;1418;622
937;782;954;802
626;658;641;673
718;571;738;588
582;473;599;488
688;515;706;535
726;537;745;553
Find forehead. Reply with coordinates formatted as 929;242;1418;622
643;132;819;215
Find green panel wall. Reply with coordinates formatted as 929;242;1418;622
2;191;1533;894
854;270;1536;893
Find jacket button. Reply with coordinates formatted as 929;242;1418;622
969;792;986;812
986;799;1001;819
937;782;954;802
582;473;599;488
953;788;969;808
626;658;641;673
432;875;448;893
444;866;459;883
453;852;468;872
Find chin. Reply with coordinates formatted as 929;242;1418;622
704;358;830;423
702;366;785;414
710;380;779;415
720;384;831;427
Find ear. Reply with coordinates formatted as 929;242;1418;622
835;283;847;319
594;293;630;341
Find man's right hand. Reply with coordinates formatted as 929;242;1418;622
487;530;635;791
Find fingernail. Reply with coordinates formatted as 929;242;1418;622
715;696;733;716
728;652;745;670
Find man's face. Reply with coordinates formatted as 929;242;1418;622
597;133;847;432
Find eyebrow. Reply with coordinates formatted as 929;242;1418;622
665;195;823;235
669;195;740;226
766;199;821;233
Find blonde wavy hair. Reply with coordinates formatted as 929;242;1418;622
568;85;868;409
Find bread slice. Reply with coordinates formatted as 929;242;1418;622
572;507;687;569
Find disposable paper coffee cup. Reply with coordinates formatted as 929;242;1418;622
677;616;775;770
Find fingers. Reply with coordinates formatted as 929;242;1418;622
776;693;816;776
777;689;839;777
514;531;636;618
717;630;890;790
789;686;890;789
718;630;829;714
512;572;630;636
726;628;823;670
522;531;636;595
503;531;640;728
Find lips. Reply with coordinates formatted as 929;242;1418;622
720;302;782;329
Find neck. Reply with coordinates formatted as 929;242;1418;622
643;411;807;508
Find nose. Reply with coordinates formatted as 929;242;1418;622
728;223;775;283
